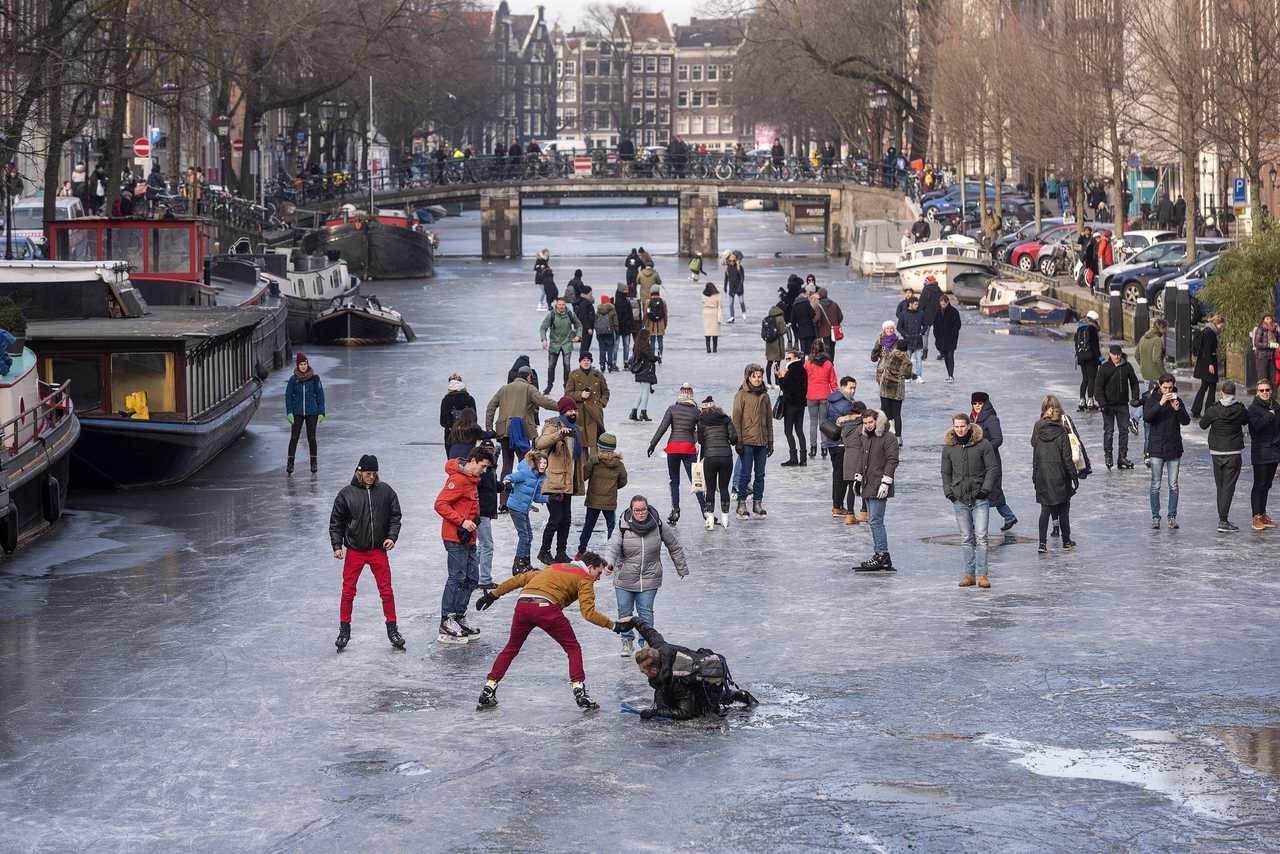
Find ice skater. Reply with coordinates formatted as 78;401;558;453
285;352;325;474
629;620;757;720
330;455;404;651
474;552;632;711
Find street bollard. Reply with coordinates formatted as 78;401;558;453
1134;298;1150;342
1170;283;1192;367
1108;291;1124;340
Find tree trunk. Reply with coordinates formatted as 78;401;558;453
42;77;65;224
1033;164;1042;232
103;4;132;207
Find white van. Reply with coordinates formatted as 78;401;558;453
4;197;86;247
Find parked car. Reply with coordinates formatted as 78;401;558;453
1;196;86;250
1010;224;1079;276
1115;230;1178;259
1149;253;1223;315
1109;239;1231;304
991;218;1065;263
1100;239;1197;294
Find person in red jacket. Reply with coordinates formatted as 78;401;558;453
804;341;838;460
434;446;495;644
1097;229;1114;280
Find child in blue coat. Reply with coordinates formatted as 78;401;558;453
285;352;326;474
503;450;548;573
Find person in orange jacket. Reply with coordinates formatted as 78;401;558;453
434;446;495;644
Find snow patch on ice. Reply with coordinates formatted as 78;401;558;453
391;761;430;776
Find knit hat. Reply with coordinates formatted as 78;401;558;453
357;454;378;472
971;391;990;405
597;432;617;452
557;395;576;415
1086;310;1099;321
601;294;610;304
296;351;308;366
579;351;593;363
1109;343;1124;355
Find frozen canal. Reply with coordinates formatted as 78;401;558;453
1;208;1278;851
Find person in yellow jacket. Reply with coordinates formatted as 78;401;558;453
474;551;632;711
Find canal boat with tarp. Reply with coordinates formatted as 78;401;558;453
301;206;435;280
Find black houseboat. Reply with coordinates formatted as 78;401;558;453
301;208;434;280
0;260;262;489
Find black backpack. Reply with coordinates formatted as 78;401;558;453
761;315;781;343
1073;325;1093;362
647;299;664;323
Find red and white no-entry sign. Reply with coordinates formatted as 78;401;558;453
231;138;243;154
132;138;151;158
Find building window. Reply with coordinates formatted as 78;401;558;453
658;105;669;125
658;129;669;144
707;115;719;134
565;60;576;75
584;59;596;77
583;83;595;103
722;64;733;81
691;64;702;81
632;106;642;124
677;64;688;81
691;91;702;107
676;91;688;107
676;115;689;134
644;129;654;146
706;91;718;107
659;56;671;73
707;64;718;81
564;81;577;102
644;109;655;125
563;110;577;128
582;112;594;131
691;115;704;135
659;79;670;98
598;83;610;102
599;41;611;55
644;56;656;73
599;59;611;76
632;57;643;73
644;78;656;97
597;110;611;129
556;60;562;76
722;115;734;133
721;92;732;107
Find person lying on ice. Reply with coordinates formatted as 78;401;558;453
473;551;632;711
630;619;757;720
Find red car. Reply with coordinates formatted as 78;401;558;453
1010;224;1077;276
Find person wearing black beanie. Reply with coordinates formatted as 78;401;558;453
329;454;404;651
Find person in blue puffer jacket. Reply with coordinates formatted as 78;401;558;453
503;450;548;573
286;352;326;474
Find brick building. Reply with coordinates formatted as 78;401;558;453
462;2;557;151
614;11;674;149
672;18;749;152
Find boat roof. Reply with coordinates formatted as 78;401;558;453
26;306;265;343
0;259;130;283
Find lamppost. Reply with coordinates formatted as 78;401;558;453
253;118;266;204
1;129;16;261
319;99;335;172
337;100;350;173
161;82;181;183
215;113;231;188
869;88;888;185
1221;154;1233;234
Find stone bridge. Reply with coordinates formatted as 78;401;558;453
314;179;911;259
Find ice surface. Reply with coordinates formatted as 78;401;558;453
1;209;1278;851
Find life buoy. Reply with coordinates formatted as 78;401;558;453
1;503;18;553
42;475;61;523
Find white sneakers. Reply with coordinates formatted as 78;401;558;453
720;511;730;528
704;512;715;530
621;638;634;657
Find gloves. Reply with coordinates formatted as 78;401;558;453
876;477;891;500
647;446;655;458
639;707;658;720
767;447;774;457
287;415;294;425
475;591;497;611
612;617;634;633
975;489;989;501
735;445;744;455
318;414;325;423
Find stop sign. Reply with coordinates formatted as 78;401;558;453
132;137;151;158
231;138;243;154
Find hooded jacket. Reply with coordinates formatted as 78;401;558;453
1031;419;1077;506
919;280;943;327
535;416;586;495
697;407;738;460
434;458;481;543
649;398;701;455
286;371;326;418
614;287;636;335
1199;398;1249;453
1143;392;1191;459
1247;395;1280;465
504;456;548;513
972;403;1007;507
605;507;690;593
723;262;744;295
823;390;864;450
813;298;843;339
625;250;641;285
941;423;999;505
933;304;961;353
791;300;817;340
765;305;787;362
596;300;618;335
439;387;475;433
329;474;402;551
1074;321;1101;365
539;307;583;354
1135;327;1166;382
804;355;837;402
643;295;668;337
898;306;926;350
840;411;899;496
583;451;628;511
637;267;662;302
732;365;774;449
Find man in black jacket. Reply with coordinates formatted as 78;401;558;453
918;274;943;341
941;413;999;588
1200;381;1249;532
330;455;404;651
933;294;962;382
1094;344;1141;469
631;620;756;720
1191;314;1225;418
1247;379;1280;530
1144;374;1191;529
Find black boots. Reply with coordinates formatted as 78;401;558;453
553;550;571;563
573;684;599;710
512;555;532;575
736;498;749;519
310;455;318;473
855;553;894;572
640;410;651;421
667;508;680;525
477;684;498;711
752;500;767;517
1116;457;1134;469
386;621;406;650
335;621;351;651
537;547;554;566
1105;452;1113;470
780;455;799;467
629;408;639;421
286;457;295;475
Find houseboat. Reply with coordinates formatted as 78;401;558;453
301;207;435;279
0;260;262;489
311;295;415;345
217;243;360;343
0;295;80;551
896;234;994;291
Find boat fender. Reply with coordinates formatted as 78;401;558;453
42;476;61;523
1;503;17;553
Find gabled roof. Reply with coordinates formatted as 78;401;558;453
459;10;493;35
618;11;672;43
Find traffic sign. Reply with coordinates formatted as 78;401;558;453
1233;177;1246;203
231;138;243;154
132;137;151;158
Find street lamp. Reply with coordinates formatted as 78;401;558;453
869;88;888;183
161;82;180;181
337;101;350;170
319;99;335;171
253;118;266;204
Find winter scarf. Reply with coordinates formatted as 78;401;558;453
625;507;659;536
880;332;899;352
559;414;584;460
295;366;316;382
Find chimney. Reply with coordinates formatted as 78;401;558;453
536;4;544;22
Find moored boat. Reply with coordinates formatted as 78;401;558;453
896;234;994;291
979;279;1047;317
301;207;435;280
310;295;415;346
853;219;910;276
1008;294;1074;326
950;271;995;307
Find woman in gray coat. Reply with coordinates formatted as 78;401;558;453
604;494;690;656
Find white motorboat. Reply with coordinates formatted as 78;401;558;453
852;219;911;276
895;234;994;291
979;278;1048;317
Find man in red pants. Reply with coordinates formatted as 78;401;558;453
473;551;631;711
329;454;403;651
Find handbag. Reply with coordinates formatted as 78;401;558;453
817;301;843;341
819;418;842;442
690;460;706;493
1062;414;1087;472
772;395;785;420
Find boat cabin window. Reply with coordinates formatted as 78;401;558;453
107;227;146;269
152;228;191;275
42;356;104;414
988;286;998;301
55;226;98;261
314;277;322;297
294;278;304;296
110;353;176;413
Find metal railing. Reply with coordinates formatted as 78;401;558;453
2;380;73;455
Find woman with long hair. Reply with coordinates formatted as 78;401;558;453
1031;395;1078;553
627;328;660;422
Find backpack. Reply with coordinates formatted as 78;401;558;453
760;315;781;343
595;307;615;334
647;299;664;323
1073;325;1093;362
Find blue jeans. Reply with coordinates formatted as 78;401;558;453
620;333;632;364
635;383;651;411
442;541;479;616
652;334;664;356
953;500;990;577
994;501;1016;523
615;587;658;643
866;498;889;553
1150;456;1181;518
735;445;768;501
476;517;494;585
728;291;746;318
510;509;533;559
911;348;924;379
